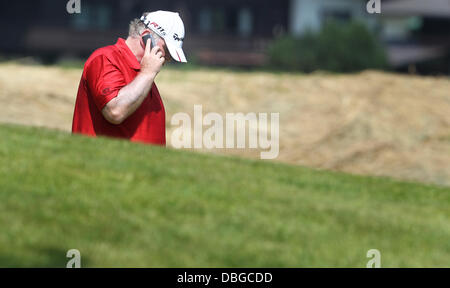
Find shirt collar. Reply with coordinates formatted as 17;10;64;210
115;38;141;70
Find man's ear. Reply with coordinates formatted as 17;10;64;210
141;29;152;37
140;30;151;48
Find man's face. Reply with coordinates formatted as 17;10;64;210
141;29;171;62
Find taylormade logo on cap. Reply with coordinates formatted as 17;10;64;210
140;11;187;63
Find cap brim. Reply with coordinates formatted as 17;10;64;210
166;41;187;63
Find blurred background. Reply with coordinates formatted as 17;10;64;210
0;0;449;73
0;0;449;186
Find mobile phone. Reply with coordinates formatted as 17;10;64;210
142;34;157;49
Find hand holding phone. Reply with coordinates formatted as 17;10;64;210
140;36;165;77
142;34;157;49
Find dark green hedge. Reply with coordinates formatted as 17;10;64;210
267;21;388;73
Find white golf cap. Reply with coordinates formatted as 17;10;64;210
140;11;187;63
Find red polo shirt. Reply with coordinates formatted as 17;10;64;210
72;38;166;146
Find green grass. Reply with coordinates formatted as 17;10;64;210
0;124;448;268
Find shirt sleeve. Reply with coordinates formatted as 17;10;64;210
85;55;127;111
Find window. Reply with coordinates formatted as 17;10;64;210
237;8;253;37
70;2;112;30
211;9;226;33
198;8;212;33
322;9;351;23
197;7;227;34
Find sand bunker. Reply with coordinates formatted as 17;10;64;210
1;63;449;186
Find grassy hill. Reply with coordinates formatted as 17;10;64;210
0;124;448;267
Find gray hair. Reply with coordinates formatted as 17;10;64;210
128;12;150;38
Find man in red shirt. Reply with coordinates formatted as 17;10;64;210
72;11;187;146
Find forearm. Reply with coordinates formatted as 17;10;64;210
103;71;156;124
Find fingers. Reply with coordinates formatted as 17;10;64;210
151;45;161;55
150;46;164;60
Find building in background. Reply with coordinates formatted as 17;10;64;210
0;0;289;66
381;0;450;72
0;0;449;72
289;0;378;35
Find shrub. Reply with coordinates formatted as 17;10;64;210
267;21;388;73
